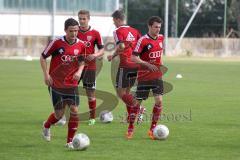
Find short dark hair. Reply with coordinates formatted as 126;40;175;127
78;10;90;19
64;18;79;30
148;16;163;26
111;10;125;21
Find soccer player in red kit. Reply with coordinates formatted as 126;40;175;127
40;18;86;148
124;16;164;139
107;10;145;124
77;10;104;125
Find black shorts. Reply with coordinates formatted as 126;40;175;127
115;67;137;88
79;69;96;90
135;79;164;100
49;87;79;110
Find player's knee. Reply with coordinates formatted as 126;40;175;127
86;88;95;95
54;112;64;120
70;106;78;114
155;100;162;107
88;97;96;101
118;93;124;98
131;98;140;107
117;90;126;98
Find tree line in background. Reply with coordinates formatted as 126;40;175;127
126;0;240;38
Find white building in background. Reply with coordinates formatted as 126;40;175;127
0;0;119;57
0;13;116;37
0;0;119;37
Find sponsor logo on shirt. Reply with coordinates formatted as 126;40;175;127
126;32;135;41
147;44;153;50
84;41;91;47
59;48;64;54
149;51;162;58
61;55;78;63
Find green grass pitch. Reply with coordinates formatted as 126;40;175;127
0;57;240;160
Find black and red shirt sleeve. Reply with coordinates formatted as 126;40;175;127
94;30;104;49
41;40;57;59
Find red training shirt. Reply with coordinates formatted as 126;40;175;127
113;25;141;68
42;36;86;88
133;34;164;81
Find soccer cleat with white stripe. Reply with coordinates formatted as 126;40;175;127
42;121;51;142
137;106;146;124
65;142;74;149
88;119;96;126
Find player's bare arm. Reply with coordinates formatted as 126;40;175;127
40;55;53;86
107;52;118;61
131;54;158;72
94;47;104;58
107;42;124;61
86;47;104;61
73;61;85;81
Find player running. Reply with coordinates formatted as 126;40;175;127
107;10;146;124
124;16;165;139
40;18;86;148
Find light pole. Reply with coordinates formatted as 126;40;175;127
164;0;169;55
175;0;179;37
223;0;227;37
175;0;204;51
51;0;56;40
124;0;128;23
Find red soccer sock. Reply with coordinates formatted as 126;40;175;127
44;112;59;128
88;99;96;119
150;103;163;131
122;94;134;106
126;105;131;122
67;113;79;143
128;104;140;129
126;105;131;114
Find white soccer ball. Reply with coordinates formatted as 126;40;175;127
153;124;169;140
72;133;90;150
99;110;113;123
25;55;33;61
176;74;183;79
